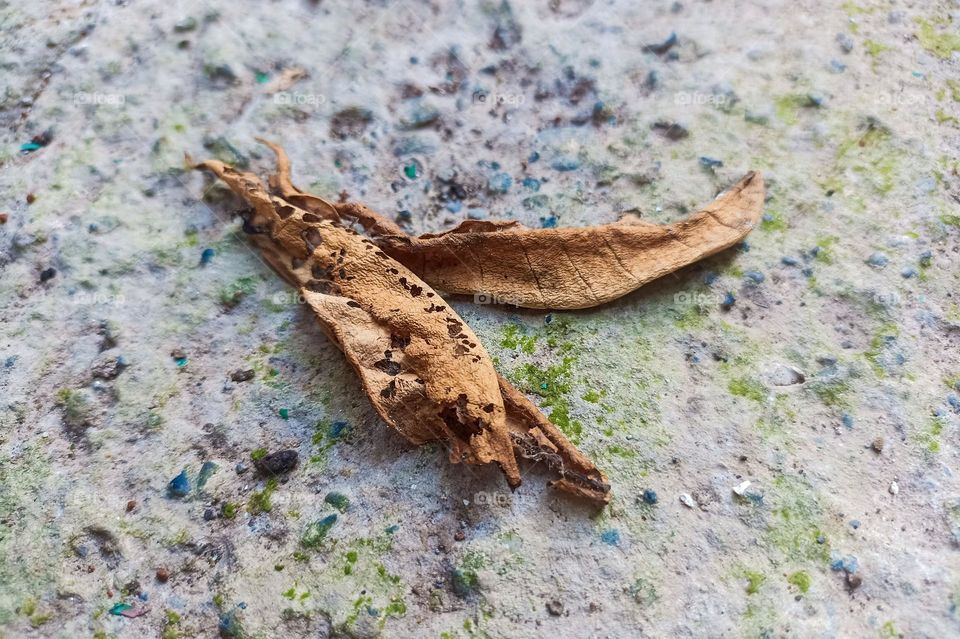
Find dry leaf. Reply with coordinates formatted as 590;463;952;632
191;148;611;504
257;146;763;309
377;173;764;309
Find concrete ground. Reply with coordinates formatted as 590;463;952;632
1;0;959;637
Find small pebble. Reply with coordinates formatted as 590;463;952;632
156;567;170;582
231;369;255;382
900;267;917;279
651;120;689;140
0;213;7;224
871;437;884;453
255;449;299;475
454;530;465;542
679;493;695;508
126;500;136;512
732;480;751;497
40;267;56;283
546;599;565;616
26;193;37;204
836;32;854;53
203;508;216;521
845;573;863;591
866;253;889;268
888;481;899;495
235;462;249;475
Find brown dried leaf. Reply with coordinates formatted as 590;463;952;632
191;150;611;504
377;172;764;308
260;147;763;309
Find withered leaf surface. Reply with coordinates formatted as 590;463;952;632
262;148;763;309
192;150;611;504
377;172;764;309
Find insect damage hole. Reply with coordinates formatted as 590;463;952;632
302;228;323;252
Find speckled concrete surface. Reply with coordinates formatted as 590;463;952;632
2;1;960;638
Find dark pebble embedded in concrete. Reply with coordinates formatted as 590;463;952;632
231;369;255;382
254;449;299;475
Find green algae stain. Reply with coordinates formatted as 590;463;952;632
729;377;767;402
513;356;582;441
218;275;260;308
0;447;58;625
863;39;890;57
500;324;537;354
766;476;830;562
774;95;810;125
864;322;900;378
787;571;811;593
914;416;946;454
760;210;788;232
581;389;602;403
248;479;278;515
673;304;708;330
809;376;853;409
743;570;766;595
452;551;486;598
916;17;960;59
301;514;338;548
941;214;960;227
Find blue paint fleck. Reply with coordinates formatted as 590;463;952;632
720;291;736;310
830;554;858;573
849;519;861;529
445;200;462;213
781;256;799;266
197;461;218;491
385;524;399;534
703;271;718;285
841;414;854;429
699;156;723;170
167;469;191;498
541;215;558;229
550;156;580;172
521;177;541;191
329;420;350;438
487;172;513;194
744;270;765;284
600;528;621;546
200;247;215;265
900;267;918;279
642;489;658;505
528;150;540;163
